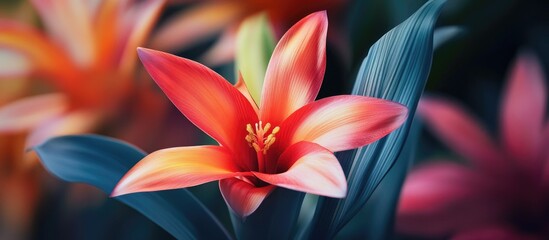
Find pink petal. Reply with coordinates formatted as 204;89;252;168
0;94;68;133
253;141;346;198
501;52;546;170
112;146;245;196
25;110;99;148
149;1;243;52
219;178;275;217
419;97;506;171
0;20;79;86
116;0;164;75
0;48;31;78
260;11;327;126
137;48;258;170
200;27;237;66
278;95;407;153
31;0;96;65
397;162;502;237
452;225;540;240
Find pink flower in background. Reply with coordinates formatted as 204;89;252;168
397;52;549;239
112;12;408;217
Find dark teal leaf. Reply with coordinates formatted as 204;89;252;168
230;188;304;240
308;0;446;238
33;134;232;240
331;116;422;239
433;26;463;49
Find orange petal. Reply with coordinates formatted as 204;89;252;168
253;141;346;198
219;177;275;217
260;11;327;126
113;146;245;196
419;97;506;171
137;48;258;169
25;110;99;148
0;21;79;90
149;1;243;52
501;52;546;169
0;94;67;133
31;0;96;65
278;95;407;153
116;0;164;75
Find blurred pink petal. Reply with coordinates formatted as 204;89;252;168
397;162;502;237
452;225;542;240
501;52;547;172
150;1;243;52
200;27;237;66
25;110;99;148
0;94;67;133
31;0;96;66
419;97;505;171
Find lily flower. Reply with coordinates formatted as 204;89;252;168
0;0;165;148
150;0;347;65
112;11;408;217
397;52;549;239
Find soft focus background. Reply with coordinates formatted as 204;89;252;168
1;0;548;239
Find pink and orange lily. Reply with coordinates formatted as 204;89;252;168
112;11;408;217
397;52;549;239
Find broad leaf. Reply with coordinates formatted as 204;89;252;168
33;135;232;240
308;0;447;238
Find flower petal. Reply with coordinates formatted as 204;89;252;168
253;141;346;198
0;48;31;78
451;224;538;240
0;20;78;84
397;162;501;237
501;52;546;169
260;11;327;126
116;0;164;75
200;27;237;66
278;95;407;153
219;178;275;217
0;94;68;133
137;48;258;169
419;96;506;171
31;0;96;65
25;110;99;148
149;1;243;52
112;146;244;197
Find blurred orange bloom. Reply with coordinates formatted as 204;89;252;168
150;0;347;65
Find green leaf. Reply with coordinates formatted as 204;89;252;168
230;188;305;240
235;13;276;105
308;0;447;238
33;135;232;240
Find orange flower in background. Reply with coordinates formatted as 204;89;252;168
0;0;170;237
397;52;549;239
151;0;347;65
112;12;408;217
0;0;166;148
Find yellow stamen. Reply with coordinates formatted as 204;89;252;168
245;121;280;154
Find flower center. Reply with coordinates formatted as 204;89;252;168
245;121;280;154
